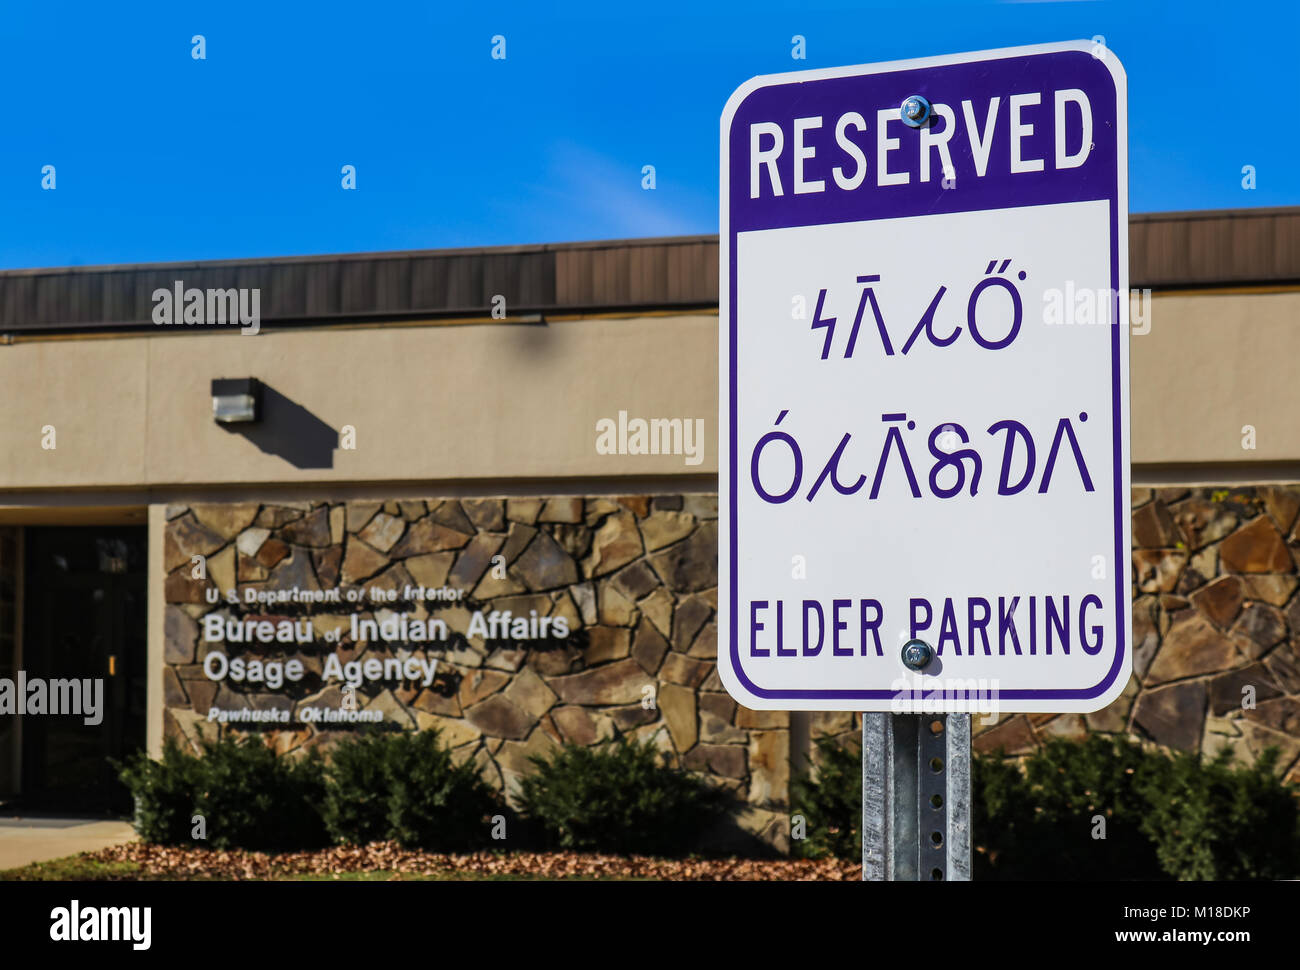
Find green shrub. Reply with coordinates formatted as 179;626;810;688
120;731;496;853
790;730;1300;880
385;731;500;849
115;735;327;852
1137;746;1300;881
976;735;1300;880
191;734;327;851
114;737;207;845
517;734;727;855
789;734;861;860
974;734;1162;880
319;732;392;847
323;729;500;850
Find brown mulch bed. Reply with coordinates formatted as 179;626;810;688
87;841;861;881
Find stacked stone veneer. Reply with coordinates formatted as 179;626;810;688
162;495;791;849
163;486;1300;854
974;485;1300;786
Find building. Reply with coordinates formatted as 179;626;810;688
2;206;1299;848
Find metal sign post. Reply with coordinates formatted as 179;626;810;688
863;638;972;880
863;711;971;881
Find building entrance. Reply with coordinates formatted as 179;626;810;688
19;527;147;815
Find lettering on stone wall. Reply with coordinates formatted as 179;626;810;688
199;582;574;718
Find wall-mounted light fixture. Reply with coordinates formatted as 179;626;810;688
211;377;262;424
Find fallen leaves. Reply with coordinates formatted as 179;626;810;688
84;842;861;881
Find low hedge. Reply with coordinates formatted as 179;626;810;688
790;730;1300;880
116;729;499;852
116;735;327;852
322;729;500;850
118;730;725;856
516;734;729;855
120;726;1300;875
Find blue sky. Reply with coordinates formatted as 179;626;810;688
0;0;1294;269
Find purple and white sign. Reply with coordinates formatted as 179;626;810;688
718;42;1130;713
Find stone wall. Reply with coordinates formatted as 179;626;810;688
975;485;1300;787
163;486;1300;854
162;495;790;849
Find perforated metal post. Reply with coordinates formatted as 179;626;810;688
863;712;971;881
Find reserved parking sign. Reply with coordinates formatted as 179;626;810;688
718;41;1130;713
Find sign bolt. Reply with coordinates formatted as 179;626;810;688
900;95;932;128
901;639;934;671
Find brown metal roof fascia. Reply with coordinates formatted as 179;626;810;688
555;237;719;309
1129;207;1300;288
2;208;1298;334
0;237;722;335
0;247;561;334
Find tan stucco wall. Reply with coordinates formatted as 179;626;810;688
0;290;1296;495
1129;289;1300;466
0;338;150;488
0;315;719;491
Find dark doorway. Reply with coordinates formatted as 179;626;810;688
20;527;147;815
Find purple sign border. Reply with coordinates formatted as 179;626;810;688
721;42;1130;707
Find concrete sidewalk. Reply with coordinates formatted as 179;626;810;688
0;816;137;871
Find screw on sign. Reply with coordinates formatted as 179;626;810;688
718;42;1129;880
901;639;934;671
901;94;932;127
